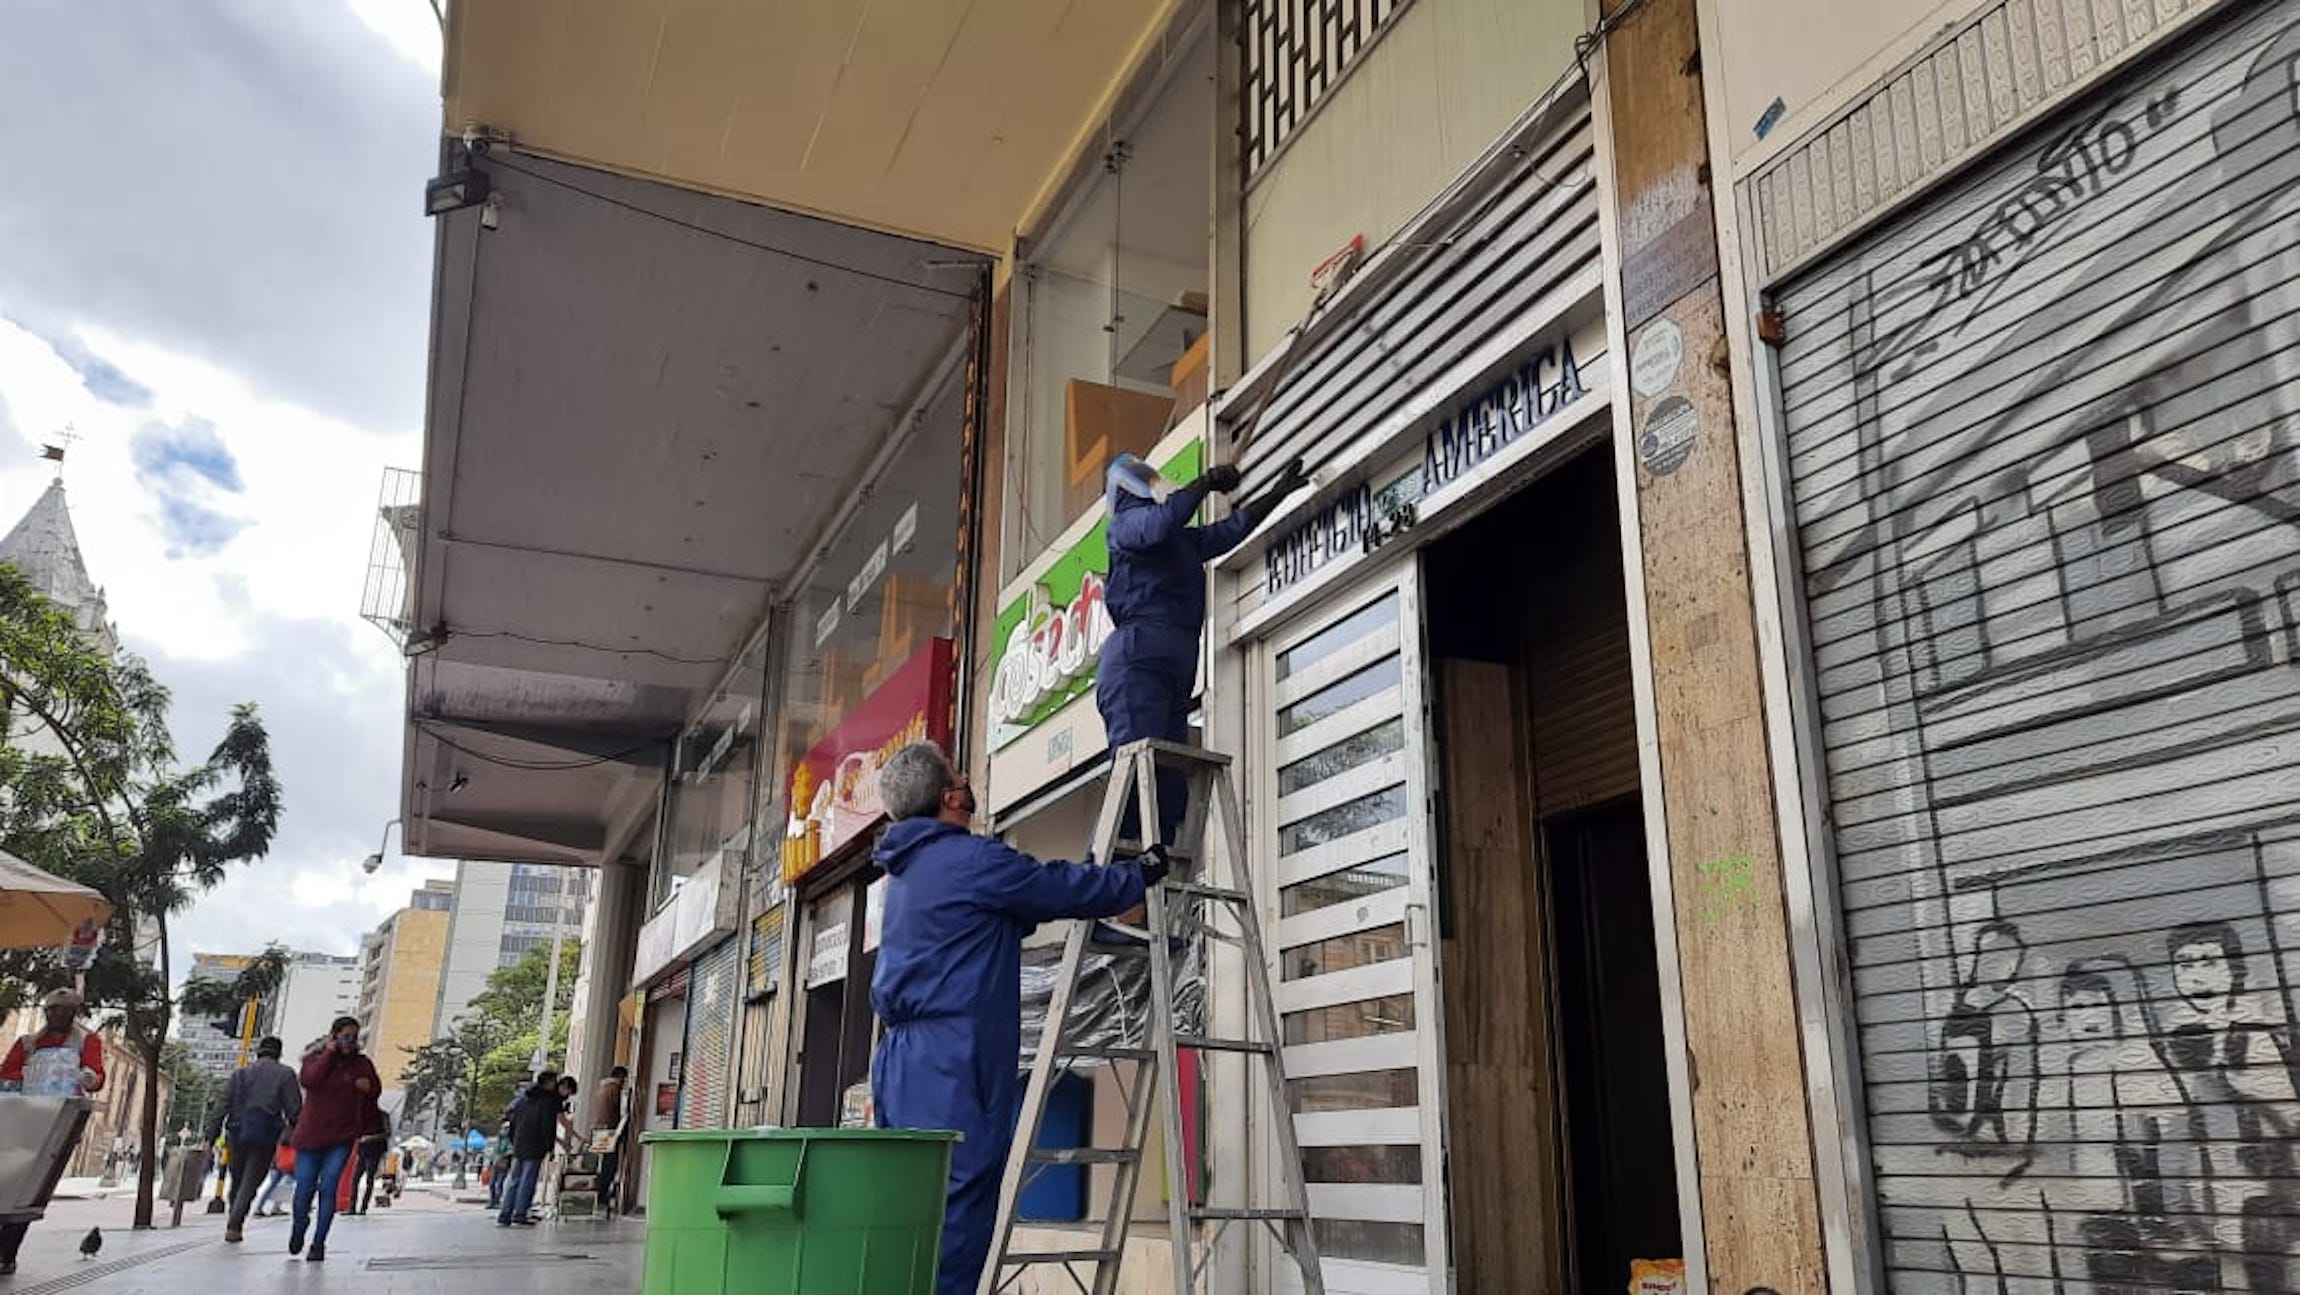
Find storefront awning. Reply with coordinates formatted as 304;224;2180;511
442;0;1182;253
404;151;985;865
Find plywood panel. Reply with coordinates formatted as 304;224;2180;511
1437;658;1567;1294
1603;0;1830;1288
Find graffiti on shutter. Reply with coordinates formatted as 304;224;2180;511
1774;7;2300;1288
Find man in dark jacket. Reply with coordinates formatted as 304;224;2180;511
1098;453;1306;848
497;1072;562;1227
203;1035;301;1242
868;740;1161;1295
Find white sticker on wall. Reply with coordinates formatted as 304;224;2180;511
1630;318;1685;400
891;501;919;554
845;540;889;613
815;602;840;648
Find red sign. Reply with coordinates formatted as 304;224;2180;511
783;638;954;882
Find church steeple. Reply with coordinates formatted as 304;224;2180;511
0;478;116;654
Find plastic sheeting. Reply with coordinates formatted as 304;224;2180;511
1018;922;1206;1068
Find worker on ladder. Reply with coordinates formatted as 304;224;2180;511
1097;452;1307;855
868;741;1170;1295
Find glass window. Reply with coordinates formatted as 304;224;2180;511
1283;994;1414;1046
1279;785;1405;855
1004;29;1214;579
1282;854;1411;916
1278;718;1405;796
1301;1144;1421;1184
1282;923;1407;981
768;364;966;869
660;634;767;911
1276;595;1398;681
1276;657;1401;737
1290;1068;1417;1113
1313;1219;1426;1266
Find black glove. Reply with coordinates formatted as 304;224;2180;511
1269;458;1309;499
1200;463;1244;493
1138;843;1172;889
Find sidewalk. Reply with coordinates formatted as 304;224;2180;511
2;1181;642;1293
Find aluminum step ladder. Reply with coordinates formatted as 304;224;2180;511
982;738;1325;1295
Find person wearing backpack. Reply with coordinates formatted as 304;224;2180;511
205;1035;302;1243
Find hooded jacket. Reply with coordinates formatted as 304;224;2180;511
869;818;1147;1030
1103;483;1263;635
295;1045;383;1150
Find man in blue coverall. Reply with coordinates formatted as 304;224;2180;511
869;740;1168;1295
1099;452;1308;851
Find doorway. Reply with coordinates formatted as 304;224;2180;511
1423;443;1683;1292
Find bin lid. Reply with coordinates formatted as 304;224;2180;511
639;1126;960;1144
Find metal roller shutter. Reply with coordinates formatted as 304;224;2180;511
680;937;741;1130
1772;7;2300;1288
1234;105;1600;496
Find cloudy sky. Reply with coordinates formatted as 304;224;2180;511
0;1;453;973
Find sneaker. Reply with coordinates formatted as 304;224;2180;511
224;1226;243;1243
307;1243;325;1263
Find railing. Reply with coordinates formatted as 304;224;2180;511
360;466;423;646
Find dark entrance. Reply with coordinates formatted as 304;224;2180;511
1423;442;1683;1292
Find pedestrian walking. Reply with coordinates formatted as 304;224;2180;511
0;989;106;1276
255;1143;295;1216
289;1016;381;1263
349;1104;390;1214
201;1035;301;1243
497;1071;564;1226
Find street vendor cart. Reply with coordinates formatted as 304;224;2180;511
0;1096;93;1228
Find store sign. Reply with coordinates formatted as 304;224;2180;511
632;850;738;986
1420;336;1585;492
781;637;955;884
1264;331;1589;600
987;439;1203;751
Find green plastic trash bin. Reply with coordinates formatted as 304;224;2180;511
640;1127;958;1295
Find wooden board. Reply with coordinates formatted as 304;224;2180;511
1436;658;1567;1294
1601;0;1830;1290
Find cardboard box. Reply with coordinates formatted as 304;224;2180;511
1064;379;1171;517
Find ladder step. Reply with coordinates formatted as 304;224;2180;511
1191;1207;1312;1222
1062;1044;1155;1062
1173;1035;1275;1055
1119;738;1230;768
1028;1147;1139;1166
1004;1249;1124;1265
1164;880;1248;903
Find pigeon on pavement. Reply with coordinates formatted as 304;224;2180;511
80;1226;103;1259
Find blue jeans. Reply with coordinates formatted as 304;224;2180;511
497;1157;543;1224
290;1142;354;1246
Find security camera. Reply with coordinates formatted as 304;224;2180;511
363;853;384;876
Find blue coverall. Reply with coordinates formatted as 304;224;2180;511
1097;462;1267;845
869;817;1149;1295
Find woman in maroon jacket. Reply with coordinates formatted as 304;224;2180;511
290;1015;381;1263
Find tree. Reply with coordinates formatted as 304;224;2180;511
158;1040;221;1138
0;566;283;1228
406;940;582;1127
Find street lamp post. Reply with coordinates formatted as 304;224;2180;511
529;870;569;1076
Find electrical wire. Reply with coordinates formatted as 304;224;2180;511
482;154;978;302
415;723;662;773
440;627;730;668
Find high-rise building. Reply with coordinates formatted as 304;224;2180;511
431;862;590;1041
356;879;454;1094
270;951;361;1053
180;951;258;1078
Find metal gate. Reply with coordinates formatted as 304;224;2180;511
679;937;741;1130
1256;566;1448;1294
1770;6;2300;1288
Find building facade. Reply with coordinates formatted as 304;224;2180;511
271;951;361;1055
356;880;454;1095
396;0;2300;1289
179;951;258;1079
431;861;591;1043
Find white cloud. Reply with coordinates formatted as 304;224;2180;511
347;0;447;75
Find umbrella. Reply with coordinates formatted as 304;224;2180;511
0;850;111;952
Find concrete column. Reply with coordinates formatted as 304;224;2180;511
570;860;646;1102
